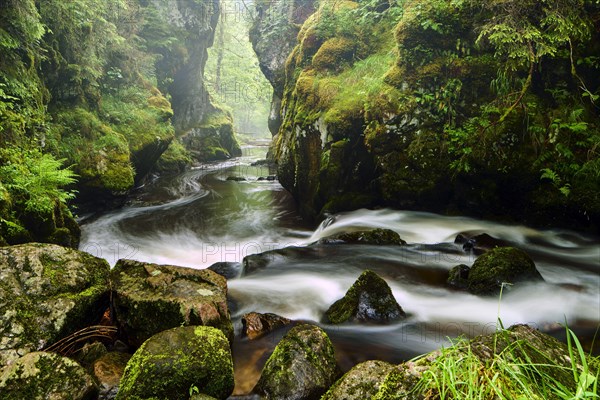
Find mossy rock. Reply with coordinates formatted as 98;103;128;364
254;324;339;400
155;138;192;173
322;360;396;400
318;228;406;245
325;270;406;324
0;243;110;366
312;37;356;72
116;326;234;400
467;247;544;295
0;351;98;400
110;259;233;348
447;264;470;290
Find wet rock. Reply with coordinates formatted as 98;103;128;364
447;264;470;290
207;261;242;280
75;341;108;368
92;352;131;400
0;243;110;366
322;360;396;400
258;175;278;181
325;270;406;324
110;259;233;347
467;247;544;295
0;351;98;399
227;176;247;182
254;324;339;400
242;312;292;340
116;326;234;400
455;232;510;255
318;229;406;245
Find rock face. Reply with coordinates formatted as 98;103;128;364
116;326;234;400
110;259;233;348
0;243;110;367
92;352;132;400
256;0;600;229
242;312;292;340
318;229;406;245
147;0;241;161
467;247;544;295
254;324;339;399
0;351;98;400
250;0;316;136
321;360;396;400
325;270;406;324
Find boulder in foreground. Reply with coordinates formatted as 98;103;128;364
116;326;234;400
110;259;233;347
0;351;98;399
254;324;339;400
0;243;110;366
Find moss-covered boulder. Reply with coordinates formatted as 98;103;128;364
110;259;233;348
92;352;132;400
116;326;234;400
321;360;396;400
467;247;544;295
241;312;292;340
365;324;600;399
254;324;339;400
447;264;470;290
0;351;98;400
325;270;406;324
318;228;406;245
0;243;110;366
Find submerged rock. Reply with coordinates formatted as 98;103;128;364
318;228;406;245
207;261;242;280
447;264;471;290
254;324;339;400
110;259;233;347
325;270;406;324
0;243;110;366
321;360;396;400
455;232;510;255
116;326;234;400
467;247;544;295
92;352;132;400
0;351;98;399
242;312;292;340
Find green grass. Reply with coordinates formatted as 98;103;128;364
410;324;599;399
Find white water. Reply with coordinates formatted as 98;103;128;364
80;146;600;365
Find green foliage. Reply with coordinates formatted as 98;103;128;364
205;11;272;135
0;147;76;215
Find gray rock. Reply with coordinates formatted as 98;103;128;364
254;324;339;400
325;270;406;324
116;326;234;400
322;360;396;400
110;259;233;347
0;351;98;399
0;243;110;366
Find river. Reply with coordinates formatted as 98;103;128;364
80;144;600;395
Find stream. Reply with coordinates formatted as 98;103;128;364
80;144;600;395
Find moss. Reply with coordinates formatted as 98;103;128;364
116;326;234;400
312;37;356;72
155;138;192;173
0;219;32;245
325;270;405;324
467;247;544;295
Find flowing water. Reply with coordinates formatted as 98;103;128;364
80;144;600;395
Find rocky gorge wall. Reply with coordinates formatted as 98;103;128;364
254;0;600;230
